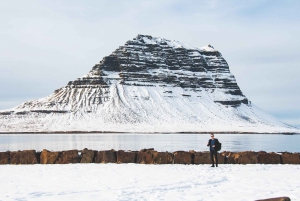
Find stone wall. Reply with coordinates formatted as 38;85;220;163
0;149;299;165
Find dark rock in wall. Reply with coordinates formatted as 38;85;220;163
194;151;210;164
257;152;281;164
153;152;174;164
281;152;300;164
194;151;225;164
10;150;37;165
95;150;117;163
117;150;137;163
40;149;61;164
225;151;258;164
137;149;156;164
55;150;79;164
0;151;10;164
80;148;97;163
173;151;192;164
136;149;173;164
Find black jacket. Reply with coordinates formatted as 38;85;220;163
207;138;220;151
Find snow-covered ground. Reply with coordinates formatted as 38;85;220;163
0;164;299;201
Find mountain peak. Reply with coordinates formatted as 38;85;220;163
200;44;217;52
133;34;200;50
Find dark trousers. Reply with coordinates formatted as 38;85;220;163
210;150;218;166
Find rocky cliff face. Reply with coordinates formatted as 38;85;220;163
0;35;297;133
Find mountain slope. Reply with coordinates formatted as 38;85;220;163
0;35;297;133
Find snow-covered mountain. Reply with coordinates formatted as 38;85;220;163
0;35;298;133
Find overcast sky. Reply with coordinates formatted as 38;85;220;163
0;0;299;128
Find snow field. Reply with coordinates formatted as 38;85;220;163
0;164;299;201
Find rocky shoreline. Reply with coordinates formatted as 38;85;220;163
0;149;299;165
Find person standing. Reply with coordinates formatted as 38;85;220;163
207;134;219;167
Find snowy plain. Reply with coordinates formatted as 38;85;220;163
0;164;299;201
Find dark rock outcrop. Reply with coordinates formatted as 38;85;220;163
117;150;137;163
10;150;37;165
257;152;281;164
55;150;79;164
80;148;97;163
0;151;10;164
40;149;61;164
95;150;117;163
81;34;246;107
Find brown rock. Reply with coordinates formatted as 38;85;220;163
257;152;281;164
0;151;10;164
194;151;225;164
255;196;291;201
226;151;258;164
117;150;137;163
194;151;210;164
80;148;96;163
95;150;117;163
10;150;38;165
281;152;300;164
55;150;79;164
173;151;192;164
153;152;173;164
40;149;61;164
137;149;156;164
